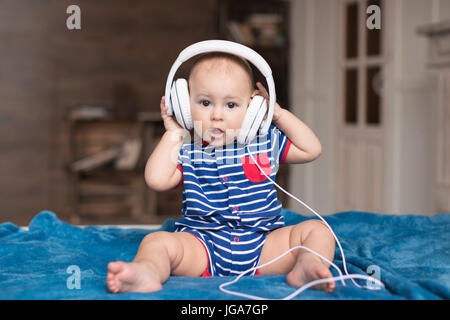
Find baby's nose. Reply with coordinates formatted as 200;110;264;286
211;106;224;120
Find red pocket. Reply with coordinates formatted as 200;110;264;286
241;153;271;183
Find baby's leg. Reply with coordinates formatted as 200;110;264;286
107;231;207;293
258;220;336;292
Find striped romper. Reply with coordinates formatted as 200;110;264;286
174;124;291;277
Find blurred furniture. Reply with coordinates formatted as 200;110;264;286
418;21;450;213
66;113;163;224
217;0;291;205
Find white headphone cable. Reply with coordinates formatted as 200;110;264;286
217;149;385;300
248;150;359;287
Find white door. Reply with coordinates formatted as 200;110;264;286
336;0;385;212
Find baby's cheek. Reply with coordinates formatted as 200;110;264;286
225;128;237;137
192;124;207;140
224;129;239;143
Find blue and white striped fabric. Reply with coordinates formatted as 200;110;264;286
174;124;291;276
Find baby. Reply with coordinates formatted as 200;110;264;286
106;52;336;294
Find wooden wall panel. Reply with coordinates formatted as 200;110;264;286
0;0;217;225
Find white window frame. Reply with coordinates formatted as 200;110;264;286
339;0;386;138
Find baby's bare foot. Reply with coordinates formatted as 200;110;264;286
106;261;162;293
286;253;335;293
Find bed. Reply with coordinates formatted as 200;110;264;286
0;209;448;300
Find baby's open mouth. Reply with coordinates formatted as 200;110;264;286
209;128;224;139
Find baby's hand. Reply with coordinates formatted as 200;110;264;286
255;82;283;123
160;96;183;132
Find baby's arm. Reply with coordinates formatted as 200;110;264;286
273;108;322;164
144;97;184;191
256;82;322;164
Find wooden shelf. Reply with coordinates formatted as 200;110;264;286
65;117;163;224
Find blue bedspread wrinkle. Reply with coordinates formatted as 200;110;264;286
0;209;448;300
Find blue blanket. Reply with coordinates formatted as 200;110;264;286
0;209;449;300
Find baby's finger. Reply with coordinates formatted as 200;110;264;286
160;97;169;112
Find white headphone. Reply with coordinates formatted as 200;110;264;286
164;40;276;145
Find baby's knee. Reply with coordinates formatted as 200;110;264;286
140;231;184;261
292;219;332;241
142;230;171;242
141;231;179;251
304;219;329;231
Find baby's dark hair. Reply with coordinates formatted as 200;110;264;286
188;52;254;90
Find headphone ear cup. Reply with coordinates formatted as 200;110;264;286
238;95;267;145
170;78;193;130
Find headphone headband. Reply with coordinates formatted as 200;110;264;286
164;40;275;136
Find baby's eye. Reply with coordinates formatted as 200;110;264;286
200;100;211;107
226;102;237;109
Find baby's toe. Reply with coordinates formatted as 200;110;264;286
108;261;124;274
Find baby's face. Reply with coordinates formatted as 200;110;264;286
188;58;254;147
